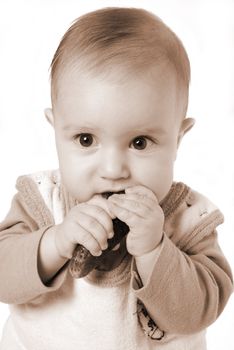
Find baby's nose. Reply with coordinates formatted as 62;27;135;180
99;149;130;180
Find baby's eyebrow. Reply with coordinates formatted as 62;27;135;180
61;124;97;133
133;126;166;136
60;124;167;137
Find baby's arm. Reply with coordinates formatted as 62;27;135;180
132;231;233;334
107;186;164;284
0;194;113;304
0;193;66;304
108;186;233;334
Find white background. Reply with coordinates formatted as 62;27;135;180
0;0;233;349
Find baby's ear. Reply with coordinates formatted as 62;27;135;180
177;117;195;147
44;108;55;127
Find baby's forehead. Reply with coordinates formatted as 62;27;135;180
53;58;183;104
53;62;186;127
53;65;188;130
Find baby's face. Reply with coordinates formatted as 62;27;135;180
49;66;188;203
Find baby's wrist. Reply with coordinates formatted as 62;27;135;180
38;226;68;284
53;224;73;260
133;229;163;258
136;237;162;259
134;236;164;286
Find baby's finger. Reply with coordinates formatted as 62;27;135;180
107;201;134;227
88;195;116;219
74;225;103;256
108;195;149;218
125;185;158;202
79;203;114;238
75;211;109;251
112;192;155;211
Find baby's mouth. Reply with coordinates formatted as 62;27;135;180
101;191;125;199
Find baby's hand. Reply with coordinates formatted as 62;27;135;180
107;186;164;257
54;197;114;259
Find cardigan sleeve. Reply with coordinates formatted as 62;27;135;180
131;229;233;335
0;193;68;305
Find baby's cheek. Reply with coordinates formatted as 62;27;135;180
132;157;174;202
146;166;173;203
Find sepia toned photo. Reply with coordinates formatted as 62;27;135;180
0;1;233;349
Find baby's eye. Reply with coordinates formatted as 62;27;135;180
131;136;153;150
74;133;94;147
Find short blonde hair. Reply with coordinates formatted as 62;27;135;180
51;7;190;110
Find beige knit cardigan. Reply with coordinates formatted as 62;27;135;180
0;170;232;350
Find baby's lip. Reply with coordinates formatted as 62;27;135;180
101;190;125;199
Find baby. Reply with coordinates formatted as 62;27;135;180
0;7;233;350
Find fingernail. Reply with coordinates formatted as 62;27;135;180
103;242;108;250
108;231;114;239
94;250;102;256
